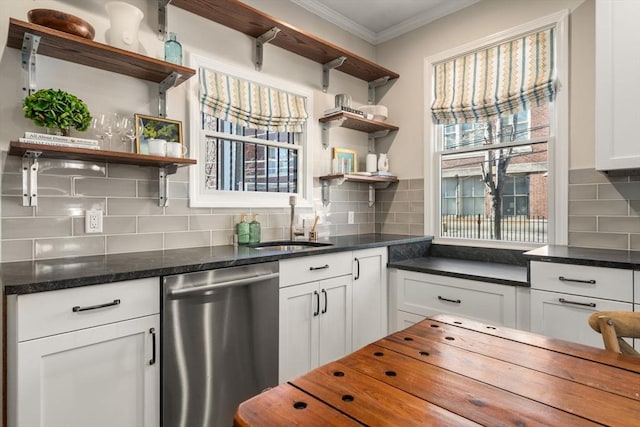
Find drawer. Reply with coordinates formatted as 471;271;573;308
280;252;352;287
530;261;632;302
396;271;516;327
16;277;160;342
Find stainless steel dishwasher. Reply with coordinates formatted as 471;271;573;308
162;262;279;427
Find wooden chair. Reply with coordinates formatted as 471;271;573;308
588;311;640;356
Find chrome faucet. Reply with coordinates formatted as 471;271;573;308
289;196;304;241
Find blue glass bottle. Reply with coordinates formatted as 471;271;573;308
164;32;182;65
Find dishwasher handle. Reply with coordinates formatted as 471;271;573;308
167;272;280;297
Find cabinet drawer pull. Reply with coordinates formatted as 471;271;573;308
149;327;157;366
438;296;461;304
558;276;596;285
558;297;596;308
309;264;329;271
321;289;328;314
354;258;360;280
313;291;320;316
72;299;121;313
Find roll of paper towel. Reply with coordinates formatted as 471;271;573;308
366;153;377;172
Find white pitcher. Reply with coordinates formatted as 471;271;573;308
377;153;389;172
105;2;144;52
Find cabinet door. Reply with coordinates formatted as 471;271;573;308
318;275;352;366
396;311;427;332
352;248;388;349
12;315;159;427
596;0;640;170
278;281;320;383
531;289;632;348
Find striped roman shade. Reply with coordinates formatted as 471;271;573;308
199;68;308;133
431;27;557;124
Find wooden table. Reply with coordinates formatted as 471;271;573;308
235;314;640;426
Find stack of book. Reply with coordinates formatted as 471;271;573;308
19;132;100;150
322;106;365;117
351;171;397;177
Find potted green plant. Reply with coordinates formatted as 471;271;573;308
23;88;92;136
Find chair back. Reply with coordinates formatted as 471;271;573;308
588;311;640;356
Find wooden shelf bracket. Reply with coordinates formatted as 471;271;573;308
322;56;346;92
21;150;41;207
158;71;181;118
21;32;40;98
158;0;172;40
255;27;281;71
368;76;390;104
159;164;178;207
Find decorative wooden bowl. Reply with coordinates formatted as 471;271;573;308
27;9;95;40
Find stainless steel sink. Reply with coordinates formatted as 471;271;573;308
248;241;333;251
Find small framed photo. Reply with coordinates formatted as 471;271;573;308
332;147;357;173
135;114;183;154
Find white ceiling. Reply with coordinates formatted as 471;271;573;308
291;0;480;45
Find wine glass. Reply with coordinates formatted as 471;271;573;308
120;116;142;153
92;113;120;151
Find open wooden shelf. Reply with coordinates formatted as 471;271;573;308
319;111;399;133
9;141;197;168
170;0;399;83
319;173;398;184
7;18;196;85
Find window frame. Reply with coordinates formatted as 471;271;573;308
189;54;314;208
424;11;569;248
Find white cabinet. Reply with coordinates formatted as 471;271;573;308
279;254;352;382
530;261;634;348
389;269;517;332
595;0;640;170
352;247;388;350
7;278;160;427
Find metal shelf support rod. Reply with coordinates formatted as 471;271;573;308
21;150;41;207
21;32;40;99
158;0;173;40
159;164;178;207
158;71;181;118
368;76;390;104
322;56;347;92
255;27;281;71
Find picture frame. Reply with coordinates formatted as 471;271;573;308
332;147;357;174
134;114;183;154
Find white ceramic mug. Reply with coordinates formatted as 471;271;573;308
148;139;167;156
166;142;187;158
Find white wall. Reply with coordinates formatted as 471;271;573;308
375;0;594;179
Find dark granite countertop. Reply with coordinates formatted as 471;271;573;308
388;257;528;287
1;234;431;295
525;245;640;269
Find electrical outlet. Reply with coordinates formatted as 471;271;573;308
348;211;355;224
85;209;103;233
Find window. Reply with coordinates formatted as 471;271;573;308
428;13;568;245
189;56;313;207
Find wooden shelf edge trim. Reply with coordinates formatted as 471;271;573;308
319;112;399;131
8;141;197;167
7;18;196;85
318;174;398;183
170;0;399;83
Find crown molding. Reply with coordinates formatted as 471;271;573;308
291;0;378;44
291;0;480;45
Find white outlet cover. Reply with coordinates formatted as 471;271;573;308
348;211;355;224
85;209;103;233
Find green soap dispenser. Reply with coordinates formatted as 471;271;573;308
249;214;261;244
237;214;250;245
